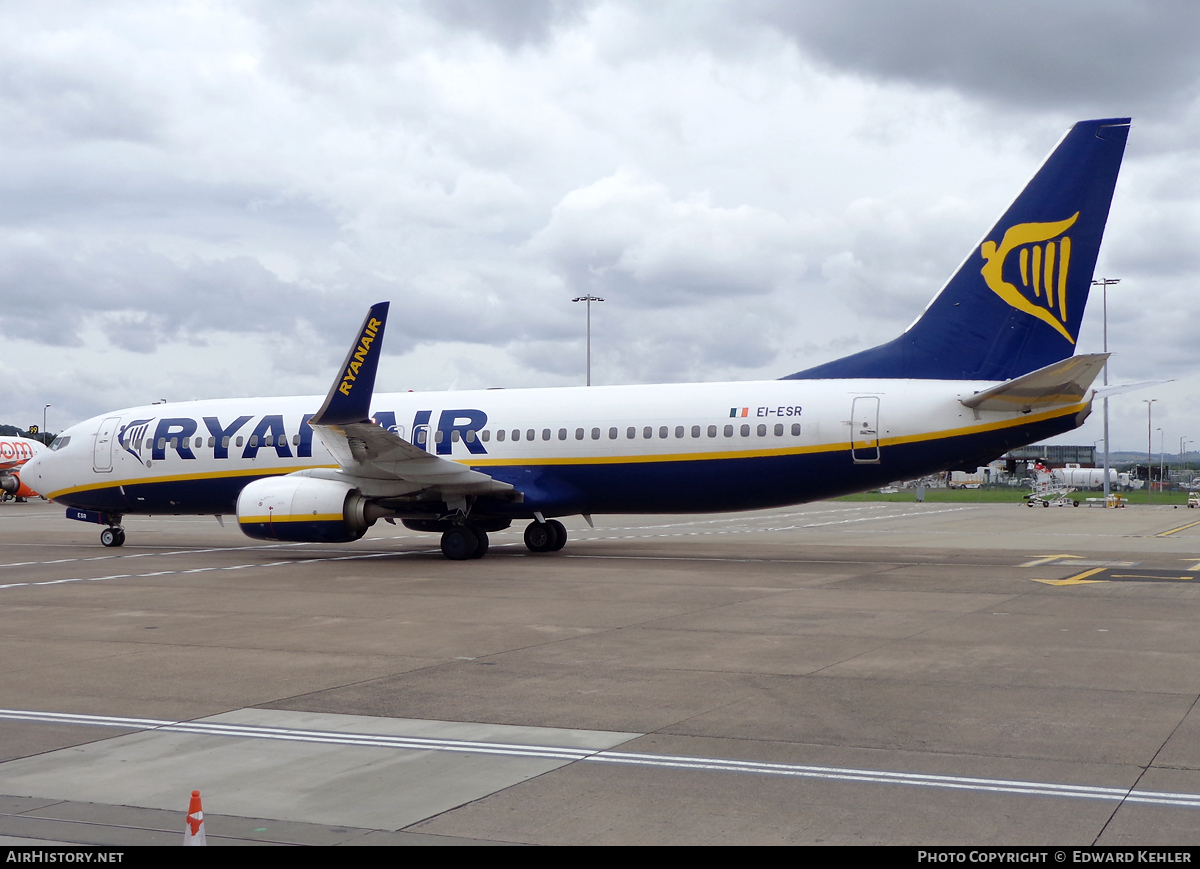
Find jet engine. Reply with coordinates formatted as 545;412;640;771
236;475;389;542
0;473;37;499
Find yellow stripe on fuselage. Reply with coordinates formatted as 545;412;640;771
238;513;345;524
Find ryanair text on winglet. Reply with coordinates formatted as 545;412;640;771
338;317;382;396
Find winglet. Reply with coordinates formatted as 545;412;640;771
309;302;390;426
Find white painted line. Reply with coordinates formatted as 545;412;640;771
1;707;1195;810
0;548;441;591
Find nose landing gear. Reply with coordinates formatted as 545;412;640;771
100;525;126;547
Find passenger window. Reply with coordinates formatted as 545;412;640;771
481;430;490;442
724;425;733;437
791;423;801;436
497;430;506;442
643;427;652;439
417;430;427;444
512;430;520;442
169;437;177;449
265;435;274;446
250;435;259;447
774;424;783;436
591;427;600;440
575;428;584;440
674;426;684;438
466;430;476;443
527;429;536;441
740;425;750;437
435;431;444;443
707;425;717;438
627;427;636;439
222;436;230;448
236;436;244;447
558;428;567;440
658;426;668;438
451;430;460;443
293;434;301;445
756;424;766;437
609;427;618;439
208;437;216;448
690;425;700;438
541;429;551;441
195;437;203;448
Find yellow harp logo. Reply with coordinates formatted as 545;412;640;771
980;212;1080;344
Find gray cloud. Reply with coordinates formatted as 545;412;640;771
750;0;1200;113
421;0;598;49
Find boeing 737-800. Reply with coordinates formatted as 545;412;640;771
22;118;1130;558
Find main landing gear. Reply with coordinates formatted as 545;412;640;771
437;519;568;559
100;525;126;547
440;525;490;561
524;519;566;553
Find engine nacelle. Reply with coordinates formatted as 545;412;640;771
0;473;36;498
237;475;372;543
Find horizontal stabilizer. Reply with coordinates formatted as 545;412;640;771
1093;379;1172;399
960;353;1108;412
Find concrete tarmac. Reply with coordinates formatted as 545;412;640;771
2;497;1200;845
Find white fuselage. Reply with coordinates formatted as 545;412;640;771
24;377;1086;519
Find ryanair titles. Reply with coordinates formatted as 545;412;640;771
338;316;382;397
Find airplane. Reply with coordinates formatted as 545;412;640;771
0;436;45;502
21;117;1131;557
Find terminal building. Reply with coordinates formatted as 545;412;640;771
1002;445;1095;475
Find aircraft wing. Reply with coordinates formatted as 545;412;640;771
304;302;514;501
960;353;1108;412
308;421;514;497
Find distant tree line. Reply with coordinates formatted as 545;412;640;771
0;424;56;444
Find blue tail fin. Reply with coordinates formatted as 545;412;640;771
309;301;390;425
784;118;1130;382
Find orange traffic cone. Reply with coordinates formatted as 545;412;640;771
183;790;206;846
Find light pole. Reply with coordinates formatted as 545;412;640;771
43;404;50;444
572;294;604;386
1144;398;1157;502
1093;278;1119;502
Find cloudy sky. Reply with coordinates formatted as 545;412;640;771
4;0;1199;455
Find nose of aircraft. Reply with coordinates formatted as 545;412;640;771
20;449;55;499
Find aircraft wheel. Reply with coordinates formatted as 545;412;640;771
469;528;489;559
1042;501;1049;508
100;527;126;548
524;521;555;553
547;519;567;551
441;527;479;561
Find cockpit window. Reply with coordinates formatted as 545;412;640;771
49;435;70;451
